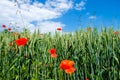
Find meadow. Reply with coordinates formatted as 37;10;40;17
0;27;120;80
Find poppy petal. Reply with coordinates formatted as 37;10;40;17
65;67;76;74
51;53;57;58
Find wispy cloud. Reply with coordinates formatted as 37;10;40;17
0;0;73;33
37;21;65;33
88;15;97;19
75;1;86;11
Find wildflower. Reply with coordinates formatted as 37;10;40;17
7;28;12;31
60;60;76;74
39;33;43;37
2;24;6;28
40;33;43;36
44;64;49;67
11;47;16;51
65;67;76;74
57;27;62;31
114;31;119;35
8;42;13;46
14;32;20;36
85;78;89;80
51;53;57;58
48;48;56;54
23;54;29;58
87;27;91;31
15;38;28;46
48;48;57;58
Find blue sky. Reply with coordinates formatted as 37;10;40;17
54;0;120;32
0;0;120;33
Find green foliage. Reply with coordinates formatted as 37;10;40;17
0;28;120;80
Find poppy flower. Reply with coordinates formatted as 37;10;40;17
11;47;16;51
57;27;62;31
48;48;56;54
51;53;57;58
60;60;76;74
2;24;6;28
65;67;76;74
8;43;13;46
85;78;89;80
23;54;29;58
114;31;119;35
87;27;91;31
60;60;74;69
7;28;12;31
48;48;57;58
40;33;43;36
14;32;20;36
39;34;43;37
15;38;28;46
44;64;49;67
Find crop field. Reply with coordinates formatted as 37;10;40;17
0;27;120;80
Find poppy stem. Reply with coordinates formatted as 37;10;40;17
18;47;22;80
54;59;57;80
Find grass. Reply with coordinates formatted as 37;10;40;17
0;27;120;80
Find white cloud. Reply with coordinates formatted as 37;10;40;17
37;21;65;33
45;0;73;13
0;0;73;33
88;15;97;19
75;1;86;11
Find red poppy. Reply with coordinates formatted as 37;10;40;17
39;34;43;37
15;38;28;46
114;31;119;35
48;48;56;54
7;28;12;31
48;48;57;58
14;32;20;36
85;78;89;80
65;67;76;74
23;54;29;58
57;27;62;31
40;33;43;36
2;24;6;28
87;27;91;31
8;43;13;46
44;64;49;67
11;47;16;51
60;60;76;74
51;53;57;58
